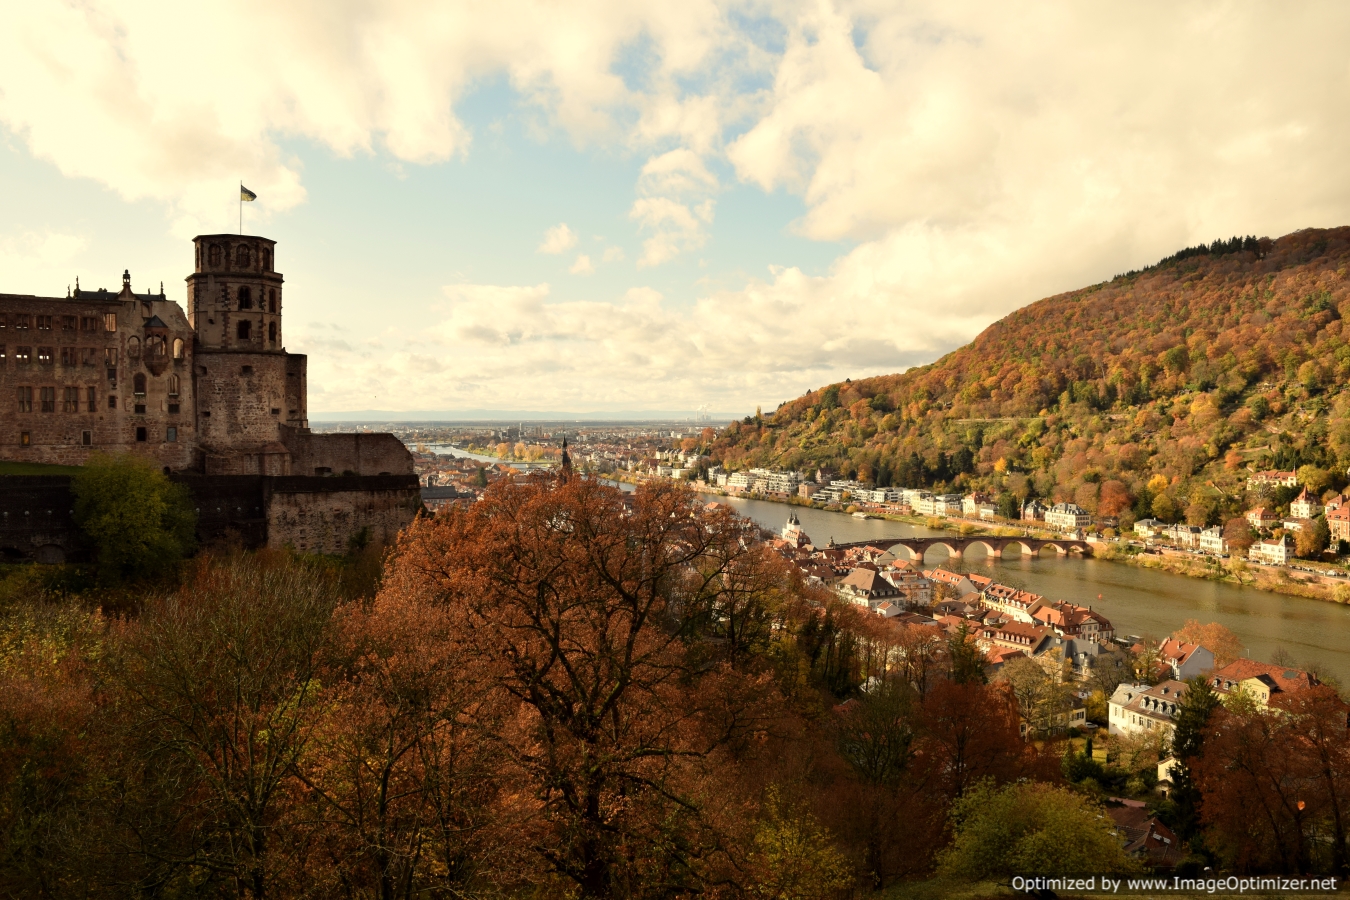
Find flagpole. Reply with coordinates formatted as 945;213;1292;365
239;182;243;235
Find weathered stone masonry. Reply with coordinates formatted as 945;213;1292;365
0;473;421;563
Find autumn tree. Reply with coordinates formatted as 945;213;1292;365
999;655;1073;737
297;586;510;899
918;680;1029;803
750;787;853;899
379;476;782;898
1223;517;1256;557
1295;516;1331;559
1098;479;1132;518
1170;619;1242;668
114;554;338;898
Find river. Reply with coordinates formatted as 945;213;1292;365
425;444;555;470
707;494;1350;684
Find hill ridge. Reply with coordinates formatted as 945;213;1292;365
711;226;1350;532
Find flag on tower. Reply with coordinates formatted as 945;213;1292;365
240;184;257;201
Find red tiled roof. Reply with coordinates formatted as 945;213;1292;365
1211;659;1319;694
1159;638;1203;666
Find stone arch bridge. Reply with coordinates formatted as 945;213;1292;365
831;536;1093;561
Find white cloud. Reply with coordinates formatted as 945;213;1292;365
629;148;720;267
538;223;578;254
10;2;1350;415
0;1;750;235
630;197;716;267
569;254;595;275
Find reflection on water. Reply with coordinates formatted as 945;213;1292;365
711;494;1350;685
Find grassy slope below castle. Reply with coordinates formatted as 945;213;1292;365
712;227;1350;540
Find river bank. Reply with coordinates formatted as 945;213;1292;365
680;482;1350;607
698;491;1350;684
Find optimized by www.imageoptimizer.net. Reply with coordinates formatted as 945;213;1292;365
1011;875;1340;894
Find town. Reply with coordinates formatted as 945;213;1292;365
393;421;1350;581
761;509;1325;870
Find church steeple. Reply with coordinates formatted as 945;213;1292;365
560;435;572;480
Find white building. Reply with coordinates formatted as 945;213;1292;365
963;493;998;519
1108;680;1188;738
1198;526;1227;555
1291;487;1323;520
1044;502;1091;530
1133;518;1163;537
1249;536;1292;566
1164;524;1202;550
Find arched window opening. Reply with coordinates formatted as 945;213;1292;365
167;374;180;397
133;373;146;396
237;321;252;341
172;338;185;359
268;289;277;312
236;245;251;267
268;322;277;344
127;336;141;359
238;286;253;310
208;244;222;266
262;248;272;271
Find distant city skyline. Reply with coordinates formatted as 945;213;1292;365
4;3;1350;417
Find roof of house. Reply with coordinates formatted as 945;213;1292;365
1107;807;1184;867
985;647;1027;665
840;567;891;594
1032;600;1111;632
925;567;966;586
983;621;1055;651
1158;638;1209;668
1111;680;1188;723
1211;659;1319;695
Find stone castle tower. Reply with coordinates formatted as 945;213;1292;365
0;233;410;480
185;235;306;473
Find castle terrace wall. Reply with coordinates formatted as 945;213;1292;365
280;428;415;477
0;473;420;561
173;474;268;547
0;476;84;563
263;475;421;555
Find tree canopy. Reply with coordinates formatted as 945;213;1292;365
70;453;196;583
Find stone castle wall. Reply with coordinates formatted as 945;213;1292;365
280;428;415;476
0;474;420;562
0;289;197;469
264;475;423;555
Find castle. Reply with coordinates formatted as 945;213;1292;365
0;234;419;558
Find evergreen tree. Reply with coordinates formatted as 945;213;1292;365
947;623;987;685
1168;675;1221;842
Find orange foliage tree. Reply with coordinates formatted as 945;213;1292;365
378;476;788;897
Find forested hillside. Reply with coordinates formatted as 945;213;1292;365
713;227;1350;529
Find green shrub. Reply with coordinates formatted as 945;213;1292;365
71;454;197;584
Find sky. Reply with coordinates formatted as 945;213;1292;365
3;2;1350;419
